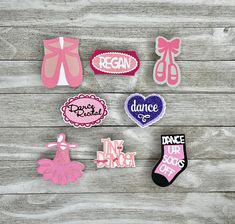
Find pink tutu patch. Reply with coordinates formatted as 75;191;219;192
37;134;85;186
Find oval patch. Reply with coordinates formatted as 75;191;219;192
61;94;108;128
90;50;140;76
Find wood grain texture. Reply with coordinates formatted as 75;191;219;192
0;127;234;161
0;160;234;194
0;27;234;60
0;0;235;27
0;93;234;127
0;61;235;93
0;1;234;223
0;193;234;224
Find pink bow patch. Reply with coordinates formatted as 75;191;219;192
153;36;182;87
157;37;181;55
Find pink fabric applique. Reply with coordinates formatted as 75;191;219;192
153;36;181;87
41;37;83;88
94;138;136;168
61;94;108;128
152;134;187;187
37;133;85;186
90;50;140;76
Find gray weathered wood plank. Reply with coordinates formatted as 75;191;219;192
0;93;234;127
0;160;234;194
0;0;234;223
0;27;234;60
0;0;235;27
0;193;234;224
0;61;234;93
0;127;234;161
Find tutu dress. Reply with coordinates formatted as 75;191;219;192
37;133;85;186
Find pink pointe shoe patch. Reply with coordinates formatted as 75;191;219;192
37;133;85;186
94;138;136;168
41;37;83;88
61;94;108;128
152;134;187;187
153;36;181;87
90;50;140;76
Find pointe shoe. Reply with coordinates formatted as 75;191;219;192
41;37;83;88
167;62;180;87
41;37;62;88
153;59;167;84
63;37;83;88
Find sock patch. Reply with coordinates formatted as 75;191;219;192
152;134;187;187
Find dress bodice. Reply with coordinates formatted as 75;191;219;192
54;148;71;164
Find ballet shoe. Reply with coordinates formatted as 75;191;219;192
167;63;180;87
41;38;62;88
63;37;83;88
41;37;83;88
153;59;167;84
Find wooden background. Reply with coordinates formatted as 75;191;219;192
0;0;235;223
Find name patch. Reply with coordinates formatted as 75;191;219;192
90;50;140;76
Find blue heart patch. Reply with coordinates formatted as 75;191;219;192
124;93;166;128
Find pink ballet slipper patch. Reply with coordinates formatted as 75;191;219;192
41;37;83;88
37;133;85;186
90;50;140;76
61;94;108;128
94;138;136;168
153;36;181;87
152;134;187;187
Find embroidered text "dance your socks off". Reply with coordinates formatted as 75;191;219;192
152;134;187;187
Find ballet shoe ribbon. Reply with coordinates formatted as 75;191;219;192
44;38;79;64
157;37;180;55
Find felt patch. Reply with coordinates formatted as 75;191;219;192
153;36;181;87
41;37;83;88
152;134;187;187
90;50;140;76
37;133;85;186
124;93;166;128
94;138;136;168
61;93;108;128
